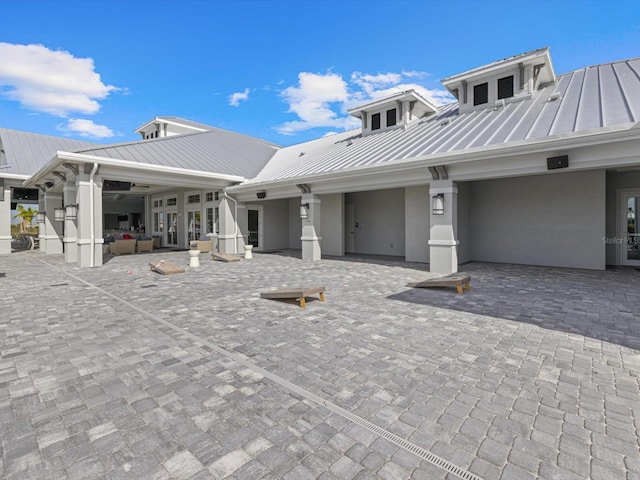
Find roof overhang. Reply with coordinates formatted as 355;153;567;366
442;47;556;96
348;90;438;118
23;151;246;190
134;117;209;134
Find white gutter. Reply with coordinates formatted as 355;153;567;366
3;173;30;181
89;163;98;267
222;189;238;254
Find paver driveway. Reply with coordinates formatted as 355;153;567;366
1;250;639;479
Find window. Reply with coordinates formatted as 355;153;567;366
205;192;213;202
206;207;220;235
474;83;489;106
386;108;397;127
187;194;200;204
166;198;177;206
371;113;381;130
497;75;514;100
153;199;163;208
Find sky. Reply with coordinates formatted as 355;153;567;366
1;0;639;148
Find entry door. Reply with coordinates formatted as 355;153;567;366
345;204;355;253
166;211;178;247
247;206;263;250
623;192;640;266
186;210;201;243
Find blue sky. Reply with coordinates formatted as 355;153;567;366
1;0;639;147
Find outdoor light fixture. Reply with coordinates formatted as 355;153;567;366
44;181;54;189
54;207;65;222
36;212;46;223
65;204;78;220
256;191;266;199
432;194;444;215
300;202;310;219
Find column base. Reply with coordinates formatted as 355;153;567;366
428;243;458;275
302;239;321;261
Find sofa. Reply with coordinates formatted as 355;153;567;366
190;239;214;253
110;239;137;255
137;239;154;253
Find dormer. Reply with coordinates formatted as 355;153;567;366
348;90;438;136
442;47;556;114
135;116;213;140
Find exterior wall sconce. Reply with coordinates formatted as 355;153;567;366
65;204;78;220
256;191;266;199
432;194;445;215
54;207;65;222
300;203;310;219
36;212;46;223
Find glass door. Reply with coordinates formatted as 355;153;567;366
624;193;640;265
247;206;263;250
186;210;201;243
166;211;178;247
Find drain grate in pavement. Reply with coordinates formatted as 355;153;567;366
140;284;158;288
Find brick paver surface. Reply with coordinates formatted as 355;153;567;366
1;250;639;479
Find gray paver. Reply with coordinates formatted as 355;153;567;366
1;251;640;479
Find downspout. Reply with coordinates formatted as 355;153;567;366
89;162;98;267
222;189;238;254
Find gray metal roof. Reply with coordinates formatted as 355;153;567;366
0;128;99;176
243;57;640;186
76;128;279;179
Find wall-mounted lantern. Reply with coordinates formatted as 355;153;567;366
36;212;46;223
65;204;78;220
256;191;266;199
54;207;65;222
300;202;310;219
432;194;444;215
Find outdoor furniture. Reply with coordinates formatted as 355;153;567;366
152;236;161;248
260;285;325;309
110;239;137;255
212;253;242;262
243;244;253;259
137;239;154;253
149;260;185;275
407;273;471;295
25;234;39;250
188;249;201;267
190;239;213;253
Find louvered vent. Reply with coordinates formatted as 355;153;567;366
473;82;488;106
498;75;514;99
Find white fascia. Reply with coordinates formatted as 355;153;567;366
24;151;245;188
134;117;209;134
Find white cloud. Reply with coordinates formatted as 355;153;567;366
228;88;250;107
0;42;117;116
276;69;454;135
59;118;115;139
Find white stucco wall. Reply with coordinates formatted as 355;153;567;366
457;182;471;264
404;186;429;263
321;193;344;257
288;198;302;249
606;171;640;265
344;188;405;257
260;199;289;251
469;170;606;269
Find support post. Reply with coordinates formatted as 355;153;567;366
236;202;247;253
76;171;103;267
0;186;10;254
301;194;321;261
63;181;78;263
44;192;63;254
428;180;458;275
38;195;46;253
218;195;237;254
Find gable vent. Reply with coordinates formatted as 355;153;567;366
473;83;488;106
497;75;514;100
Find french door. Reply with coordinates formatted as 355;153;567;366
623;191;640;266
247;206;263;250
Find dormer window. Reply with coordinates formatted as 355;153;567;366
372;113;381;130
497;75;514;100
386;109;397;127
474;83;489;106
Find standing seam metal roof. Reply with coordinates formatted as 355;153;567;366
243;58;640;186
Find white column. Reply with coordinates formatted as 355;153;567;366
236;202;247;253
0;185;11;255
428;180;458;275
301;194;321;261
38;195;46;253
63;181;78;263
218;195;237;254
44;192;63;254
76;171;103;267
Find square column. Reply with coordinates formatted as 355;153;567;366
236;202;247;253
218;195;238;254
428;180;459;275
0;186;11;255
301;194;321;261
38;195;46;253
44;192;63;254
63;182;78;263
76;171;103;267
